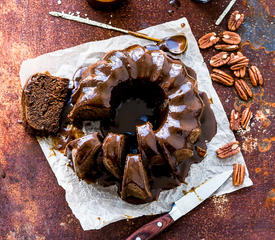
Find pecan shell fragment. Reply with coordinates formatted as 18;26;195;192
235;79;252;101
230;109;240;131
210;52;230;67
198;32;220;49
241;107;252;129
210;69;234;86
215;44;239;51
233;163;245;186
216;141;240;159
221;31;241;45
248;66;263;86
228;11;245;31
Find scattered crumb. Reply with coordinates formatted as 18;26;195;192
57;0;62;5
225;98;229;103
255;168;261;173
60;222;66;227
241;137;258;153
17;119;22;123
97;217;101;221
212;195;229;217
125;214;133;219
108;21;112;25
85;14;88;17
237;125;251;135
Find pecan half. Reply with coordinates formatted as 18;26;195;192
233;163;245;186
210;69;234;86
198;32;220;49
216;141;240;159
228;52;249;70
221;31;241;45
215;44;239;51
228;11;245;31
235;79;253;101
196;146;207;158
241;107;252;129
230;109;240;131
248;66;263;86
210;52;230;67
234;67;246;78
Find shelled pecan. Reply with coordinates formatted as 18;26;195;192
230;109;240;131
248;66;263;86
228;11;245;31
228;52;249;70
210;69;234;86
210;52;230;67
215;44;239;51
235;79;253;101
241;107;252;129
216;141;240;159
198;32;220;49
233;163;245;186
221;31;241;45
234;67;246;78
196;146;207;158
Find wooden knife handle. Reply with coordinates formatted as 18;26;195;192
126;213;174;240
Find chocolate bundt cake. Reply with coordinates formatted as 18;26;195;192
21;73;69;135
64;44;216;203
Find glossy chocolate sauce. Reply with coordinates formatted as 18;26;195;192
157;35;188;55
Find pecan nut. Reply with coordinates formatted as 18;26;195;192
196;146;207;158
230;109;240;131
198;32;220;49
210;69;234;86
241;107;252;129
215;44;239;51
216;141;240;159
234;66;246;78
248;66;263;86
233;163;245;186
235;79;253;101
228;11;245;31
210;52;230;67
228;52;249;70
221;31;241;45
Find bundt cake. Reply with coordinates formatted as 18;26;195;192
21;73;69;135
62;44;217;204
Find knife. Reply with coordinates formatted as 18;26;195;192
126;170;232;240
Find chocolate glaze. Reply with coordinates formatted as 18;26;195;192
158;35;188;55
52;45;217;204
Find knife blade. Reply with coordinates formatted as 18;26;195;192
126;170;232;240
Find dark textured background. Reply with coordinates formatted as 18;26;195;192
0;0;274;239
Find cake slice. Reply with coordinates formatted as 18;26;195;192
65;132;102;179
102;133;125;179
21;73;69;135
121;154;152;201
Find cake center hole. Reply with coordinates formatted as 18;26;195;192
101;79;167;138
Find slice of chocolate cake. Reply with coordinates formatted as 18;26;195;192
65;132;102;179
102;133;126;179
21;73;69;135
121;154;152;202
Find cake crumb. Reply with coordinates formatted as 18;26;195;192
212;195;229;217
57;0;62;4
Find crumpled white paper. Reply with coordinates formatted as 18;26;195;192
20;17;253;230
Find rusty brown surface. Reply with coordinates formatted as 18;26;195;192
0;0;274;239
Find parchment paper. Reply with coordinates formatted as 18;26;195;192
19;17;253;230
